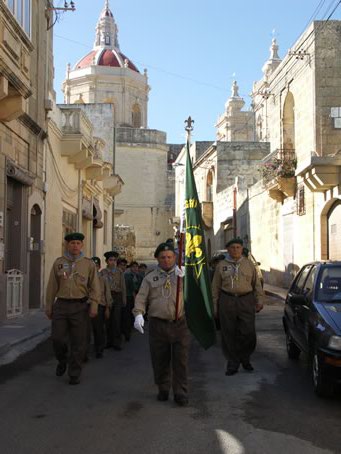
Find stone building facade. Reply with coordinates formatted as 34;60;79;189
45;102;122;287
175;21;341;288
0;0;53;321
61;1;174;261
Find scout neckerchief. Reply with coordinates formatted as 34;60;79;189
158;266;176;299
225;254;244;289
63;252;84;280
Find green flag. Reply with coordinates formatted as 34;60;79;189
184;139;216;349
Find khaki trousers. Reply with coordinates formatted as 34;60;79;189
52;299;88;378
149;317;190;397
219;292;256;365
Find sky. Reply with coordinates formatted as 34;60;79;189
52;0;341;144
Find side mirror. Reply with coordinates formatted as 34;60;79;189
291;294;307;305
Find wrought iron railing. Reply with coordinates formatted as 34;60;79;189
261;148;297;185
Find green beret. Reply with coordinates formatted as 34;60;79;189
226;238;243;248
154;242;175;258
64;232;84;242
104;251;119;260
91;256;101;267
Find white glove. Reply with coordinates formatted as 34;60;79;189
175;265;185;277
134;314;145;334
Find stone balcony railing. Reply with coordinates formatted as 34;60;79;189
59;106;93;142
116;127;166;146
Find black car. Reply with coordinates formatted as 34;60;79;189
283;261;341;397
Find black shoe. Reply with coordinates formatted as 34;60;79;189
157;391;169;402
96;352;103;359
225;368;239;376
113;346;122;351
56;362;67;377
242;362;254;372
69;377;80;385
174;394;189;407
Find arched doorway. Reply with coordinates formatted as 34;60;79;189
328;200;341;260
29;204;42;309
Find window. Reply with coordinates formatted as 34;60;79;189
317;266;341;302
62;210;77;236
132;104;142;128
4;0;31;36
291;265;312;294
105;35;111;45
297;185;306;216
331;107;341;129
302;266;317;302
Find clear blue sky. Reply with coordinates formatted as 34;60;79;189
53;0;341;144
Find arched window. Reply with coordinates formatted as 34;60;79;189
132;104;142;128
206;170;214;202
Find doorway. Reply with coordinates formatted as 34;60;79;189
29;204;42;308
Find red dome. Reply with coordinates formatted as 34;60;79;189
75;49;139;73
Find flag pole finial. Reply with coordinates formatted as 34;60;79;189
184;116;194;132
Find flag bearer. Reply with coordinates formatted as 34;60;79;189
45;233;100;385
212;238;264;376
133;243;190;407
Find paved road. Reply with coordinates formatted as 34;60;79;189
0;297;340;454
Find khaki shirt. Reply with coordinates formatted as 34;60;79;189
212;256;264;313
100;267;127;306
46;255;100;313
133;267;184;320
98;273;113;308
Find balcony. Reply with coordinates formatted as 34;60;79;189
0;2;33;121
201;201;213;229
103;174;124;197
297;155;341;192
261;148;297;202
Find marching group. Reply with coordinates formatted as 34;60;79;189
45;232;264;406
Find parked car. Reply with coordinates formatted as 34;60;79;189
282;261;341;397
212;249;264;287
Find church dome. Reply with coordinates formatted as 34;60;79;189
75;48;139;72
74;1;139;73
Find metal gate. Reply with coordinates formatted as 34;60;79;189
6;269;23;318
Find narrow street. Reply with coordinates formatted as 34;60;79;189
1;297;340;454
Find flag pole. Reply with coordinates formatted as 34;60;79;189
175;116;194;321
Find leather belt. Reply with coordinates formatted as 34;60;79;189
57;297;88;303
221;290;253;298
151;316;185;324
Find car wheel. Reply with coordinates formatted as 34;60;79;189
286;331;301;359
312;352;333;398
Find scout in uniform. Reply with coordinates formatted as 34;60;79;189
101;251;127;350
123;261;143;341
212;238;264;376
91;257;112;358
45;233;100;385
133;243;190;407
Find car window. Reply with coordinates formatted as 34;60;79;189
302;265;317;302
291;265;312;294
316;266;341;302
